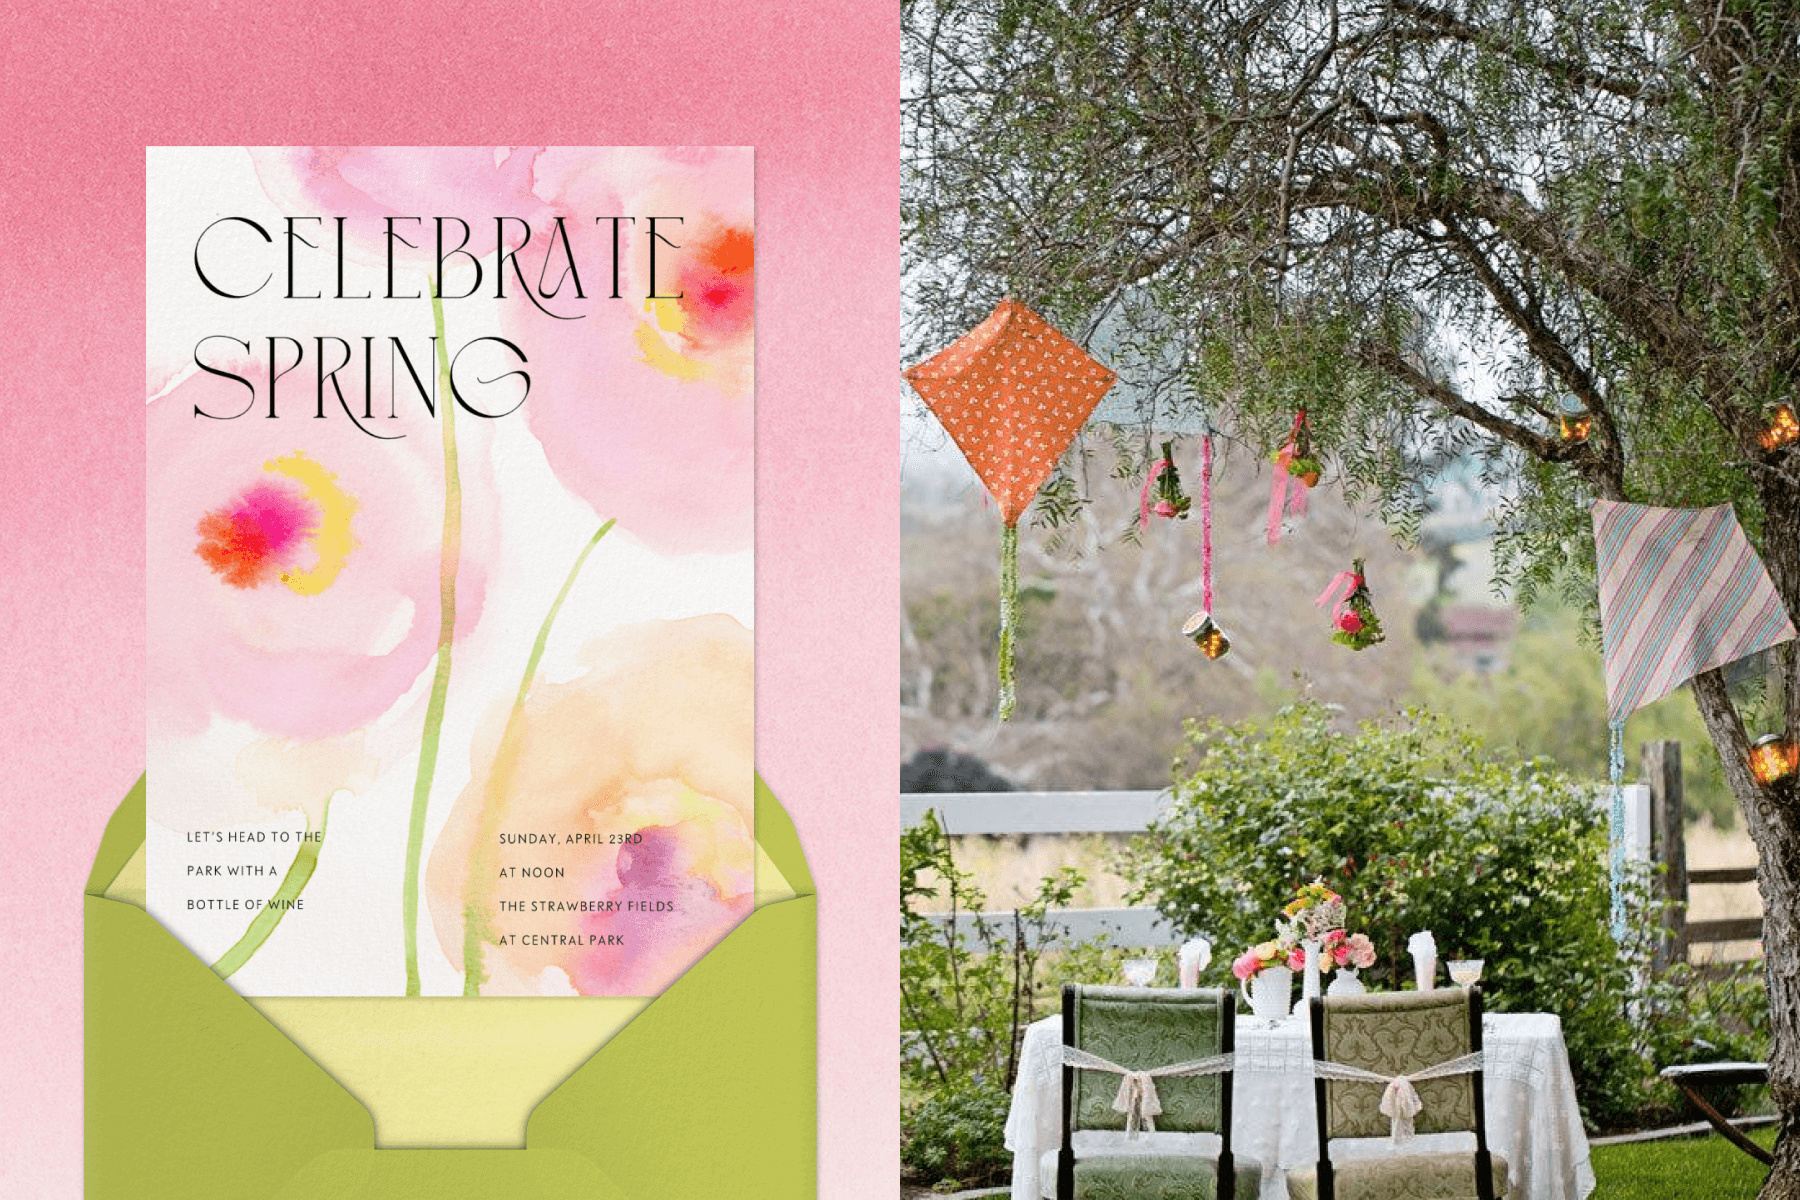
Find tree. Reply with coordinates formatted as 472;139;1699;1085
905;1;1800;1191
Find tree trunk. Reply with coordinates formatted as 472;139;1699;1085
1690;473;1800;1199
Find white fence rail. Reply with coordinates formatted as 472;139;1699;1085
919;906;1182;946
901;790;1169;834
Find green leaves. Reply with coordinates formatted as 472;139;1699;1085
1120;701;1658;1128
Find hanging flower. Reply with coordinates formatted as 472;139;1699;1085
1140;440;1192;522
1316;559;1385;651
1267;410;1317;543
425;614;754;996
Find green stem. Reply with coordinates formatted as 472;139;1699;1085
403;287;463;997
212;802;330;980
461;520;616;996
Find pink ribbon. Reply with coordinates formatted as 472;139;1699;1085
1315;571;1361;620
1139;458;1174;527
1266;448;1311;544
1200;435;1214;613
1266;411;1311;544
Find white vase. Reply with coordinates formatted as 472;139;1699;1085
1240;966;1293;1021
1327;967;1366;997
1301;939;1323;1001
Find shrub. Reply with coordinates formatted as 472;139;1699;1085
901;808;1084;1095
1121;702;1649;1129
901;1084;1014;1190
1638;960;1772;1120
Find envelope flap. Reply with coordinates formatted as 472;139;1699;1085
527;893;815;1198
754;773;813;896
271;1147;631;1200
85;895;374;1199
87;773;147;897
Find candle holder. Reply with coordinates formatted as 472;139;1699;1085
1750;733;1798;786
1182;611;1231;660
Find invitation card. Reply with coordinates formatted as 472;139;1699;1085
145;146;755;997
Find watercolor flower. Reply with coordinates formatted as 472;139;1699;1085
247;146;557;265
147;360;491;743
501;146;755;556
425;614;754;996
248;145;754;556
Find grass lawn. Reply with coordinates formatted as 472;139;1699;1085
1591;1129;1774;1199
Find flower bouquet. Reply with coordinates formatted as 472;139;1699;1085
1282;878;1346;940
1231;936;1297;983
1321;928;1377;971
1232;933;1299;1021
1318;559;1385;651
1147;440;1193;519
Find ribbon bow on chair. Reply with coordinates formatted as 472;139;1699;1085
1112;1071;1163;1134
1313;1052;1484;1145
1378;1075;1425;1142
1057;1047;1236;1139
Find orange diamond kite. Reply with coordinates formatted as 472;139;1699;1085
905;299;1116;718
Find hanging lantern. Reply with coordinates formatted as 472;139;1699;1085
1760;403;1800;452
1182;610;1231;659
1749;733;1799;786
1560;412;1592;442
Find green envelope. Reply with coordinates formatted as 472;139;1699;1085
85;774;815;1199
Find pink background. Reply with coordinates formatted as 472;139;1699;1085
0;4;898;1197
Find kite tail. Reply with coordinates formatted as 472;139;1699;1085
998;522;1018;721
1609;720;1626;940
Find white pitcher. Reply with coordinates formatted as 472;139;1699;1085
1240;966;1293;1021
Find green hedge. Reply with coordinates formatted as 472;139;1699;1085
1121;703;1673;1130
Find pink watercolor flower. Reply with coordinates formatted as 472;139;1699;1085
248;145;754;556
501;147;754;556
247;146;557;265
148;359;492;742
425;615;754;996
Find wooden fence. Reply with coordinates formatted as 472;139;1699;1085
906;739;1760;964
1642;741;1761;966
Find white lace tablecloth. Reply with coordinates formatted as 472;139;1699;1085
1004;1011;1595;1200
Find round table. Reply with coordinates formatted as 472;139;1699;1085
1004;1009;1595;1200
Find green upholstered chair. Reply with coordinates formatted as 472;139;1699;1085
1052;984;1260;1200
1288;986;1506;1200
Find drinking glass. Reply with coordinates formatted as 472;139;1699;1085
1121;957;1158;987
1448;959;1484;987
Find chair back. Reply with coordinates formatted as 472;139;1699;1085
1060;985;1232;1134
1313;986;1481;1139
